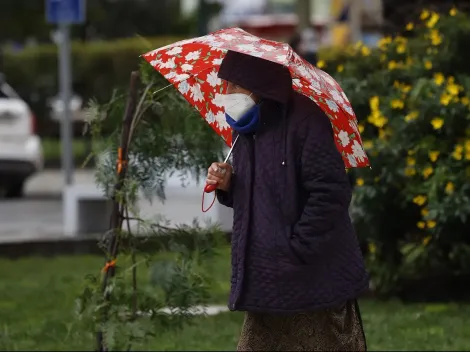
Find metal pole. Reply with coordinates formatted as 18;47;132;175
58;22;74;185
197;0;208;36
296;0;311;32
349;0;363;43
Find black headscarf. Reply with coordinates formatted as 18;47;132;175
217;50;293;105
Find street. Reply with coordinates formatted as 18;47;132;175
0;170;94;242
0;169;228;243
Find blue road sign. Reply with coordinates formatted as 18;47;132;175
46;0;86;25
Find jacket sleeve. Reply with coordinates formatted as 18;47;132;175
216;174;235;208
290;112;353;263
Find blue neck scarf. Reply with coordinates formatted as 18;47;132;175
225;104;261;134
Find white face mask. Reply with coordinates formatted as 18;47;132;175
222;93;256;122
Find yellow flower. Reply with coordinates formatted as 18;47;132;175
426;220;437;229
445;182;455;195
358;124;365;133
378;128;391;140
461;97;469;106
397;43;406;54
413;195;427;206
429;30;442;46
428;151;440;162
368;243;377;254
405;167;416;176
405;110;419;122
406;22;414;31
424;60;433;70
420;9;430;20
423;236;432;245
388;60;397;70
448;76;455;84
378;36;392;50
356;178;365;186
421;208;429;217
440;93;452;105
337;64;344;72
447;83;460;96
426;12;440;28
317;60;326;68
408;149;416;156
401;85;412;93
430;118;444;130
363;140;373;150
422;166;434;179
369;96;380;111
406;157;416;166
417;221;426;229
368;111;388;128
433;73;445;86
452;145;463;160
390;99;404;109
361;46;371;56
450;7;457;16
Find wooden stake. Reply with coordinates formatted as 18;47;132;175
96;70;140;352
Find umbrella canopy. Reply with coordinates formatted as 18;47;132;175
142;27;369;168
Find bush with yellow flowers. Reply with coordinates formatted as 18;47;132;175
323;8;470;296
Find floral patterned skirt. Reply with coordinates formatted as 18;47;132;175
237;300;366;351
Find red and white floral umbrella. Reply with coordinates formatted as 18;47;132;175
142;27;369;168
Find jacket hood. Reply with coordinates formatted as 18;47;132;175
218;50;293;104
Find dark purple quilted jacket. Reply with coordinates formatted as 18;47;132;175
216;51;369;313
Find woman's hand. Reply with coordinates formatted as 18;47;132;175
206;162;233;192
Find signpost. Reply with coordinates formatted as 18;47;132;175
46;0;86;186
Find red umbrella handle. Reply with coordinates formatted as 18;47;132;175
204;183;217;193
202;185;217;212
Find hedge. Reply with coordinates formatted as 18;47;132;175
2;37;182;137
321;7;470;297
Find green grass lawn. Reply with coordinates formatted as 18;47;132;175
0;246;469;351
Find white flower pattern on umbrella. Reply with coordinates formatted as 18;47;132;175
326;99;340;113
347;154;358;167
205;110;216;124
160;57;176;69
166;46;183;56
215;111;229;130
338;130;350;147
181;63;193;71
352;140;367;162
185;50;201;61
175;73;190;82
206;70;221;87
190;84;204;102
260;44;276;51
219;33;235;41
177;80;190;95
142;27;369;168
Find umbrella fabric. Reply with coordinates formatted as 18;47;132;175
142;27;369;168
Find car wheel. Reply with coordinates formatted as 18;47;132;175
5;180;25;198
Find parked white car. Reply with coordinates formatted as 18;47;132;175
0;78;43;198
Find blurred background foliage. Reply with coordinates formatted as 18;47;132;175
322;8;470;298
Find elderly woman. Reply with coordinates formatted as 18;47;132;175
206;50;369;351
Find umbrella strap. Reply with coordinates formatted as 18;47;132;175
201;189;217;213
